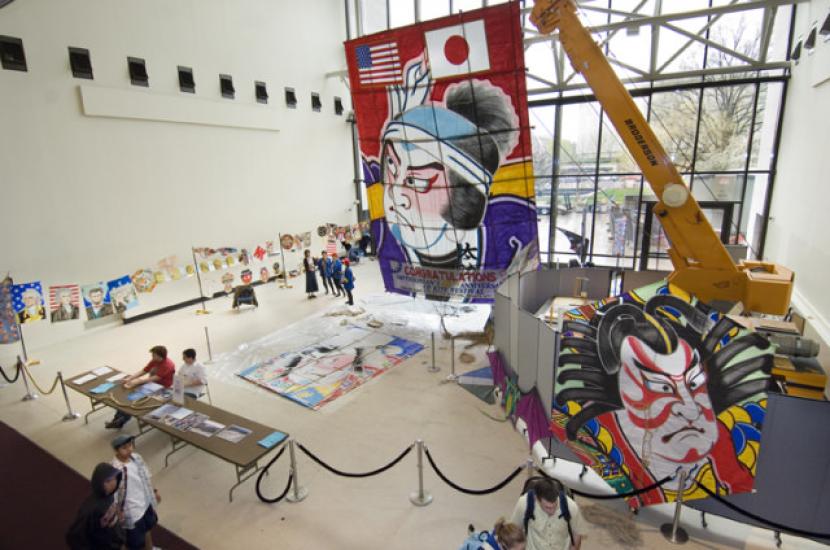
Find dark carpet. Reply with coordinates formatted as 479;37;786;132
0;421;199;550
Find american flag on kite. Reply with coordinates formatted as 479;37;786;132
355;42;402;87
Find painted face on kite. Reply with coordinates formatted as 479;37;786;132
382;140;455;254
617;336;718;464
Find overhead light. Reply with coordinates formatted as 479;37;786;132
285;87;297;109
219;74;235;99
255;81;268;104
178;66;195;93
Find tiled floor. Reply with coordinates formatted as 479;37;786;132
0;261;825;549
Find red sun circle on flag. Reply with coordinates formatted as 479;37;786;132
444;35;470;66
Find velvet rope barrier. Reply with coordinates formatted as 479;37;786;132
695;482;830;539
297;442;413;478
0;361;21;384
537;468;673;499
20;362;60;395
255;446;293;504
424;447;524;495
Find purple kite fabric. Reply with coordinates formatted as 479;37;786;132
516;390;553;448
487;350;507;390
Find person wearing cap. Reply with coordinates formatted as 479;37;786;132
342;258;356;306
106;345;175;429
331;254;344;298
110;434;161;550
66;462;125;549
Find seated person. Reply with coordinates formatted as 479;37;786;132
348;245;361;263
232;269;258;308
178;348;207;399
105;345;175;429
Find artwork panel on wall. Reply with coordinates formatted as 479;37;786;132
48;284;81;323
11;281;46;324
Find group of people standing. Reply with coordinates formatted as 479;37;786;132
303;250;355;306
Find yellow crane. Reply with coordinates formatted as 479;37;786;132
530;0;793;315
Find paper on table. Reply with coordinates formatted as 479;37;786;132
257;431;287;449
71;374;97;385
90;382;115;394
107;373;128;382
92;366;113;376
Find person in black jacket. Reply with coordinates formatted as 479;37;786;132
66;462;124;549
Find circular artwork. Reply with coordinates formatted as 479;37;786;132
281;234;294;250
317;225;328;237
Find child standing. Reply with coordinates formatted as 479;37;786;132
342;259;355;306
110;435;161;550
331;254;344;298
66;463;124;550
317;250;333;295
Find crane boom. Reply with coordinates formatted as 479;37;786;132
530;0;793;314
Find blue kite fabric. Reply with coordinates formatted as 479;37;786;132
0;277;21;344
345;2;539;303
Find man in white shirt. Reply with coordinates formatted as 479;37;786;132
110;435;161;550
511;477;585;550
179;348;207;399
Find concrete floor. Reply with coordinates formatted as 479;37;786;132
0;261;826;549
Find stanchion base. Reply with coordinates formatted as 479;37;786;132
427;366;441;373
660;523;689;544
439;374;458;385
409;491;433;506
286;486;308;503
195;309;211;315
22;393;39;401
63;412;81;421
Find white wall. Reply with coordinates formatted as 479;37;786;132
0;0;355;350
765;0;830;343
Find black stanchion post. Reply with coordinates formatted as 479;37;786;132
286;439;308;503
409;440;433;506
59;372;80;421
660;471;689;544
428;333;439;373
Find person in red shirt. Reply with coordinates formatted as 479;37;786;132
106;345;176;429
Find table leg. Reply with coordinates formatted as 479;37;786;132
229;462;260;503
164;437;190;468
84;397;108;425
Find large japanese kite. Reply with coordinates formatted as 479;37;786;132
345;3;538;302
552;280;772;506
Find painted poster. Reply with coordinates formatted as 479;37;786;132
48;284;81;322
237;327;424;409
345;3;538;303
81;282;115;320
551;280;773;506
0;276;21;343
108;276;139;313
12;281;46;324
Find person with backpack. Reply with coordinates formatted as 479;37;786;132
66;463;125;549
510;477;585;550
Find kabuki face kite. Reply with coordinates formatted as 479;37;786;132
345;2;539;303
616;334;718;466
552;282;773;505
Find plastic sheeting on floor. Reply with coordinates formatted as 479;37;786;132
206;293;491;405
